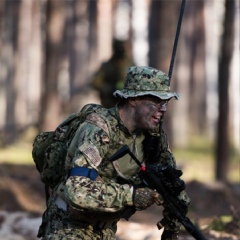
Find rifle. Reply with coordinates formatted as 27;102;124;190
109;145;207;240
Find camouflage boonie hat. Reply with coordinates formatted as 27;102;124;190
113;66;179;100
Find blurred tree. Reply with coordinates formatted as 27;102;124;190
28;0;42;124
148;0;182;146
40;0;67;131
88;0;98;74
97;0;114;66
0;0;20;143
14;0;40;127
0;0;42;143
215;0;234;182
185;0;207;134
59;0;91;114
149;0;207;147
68;0;89;95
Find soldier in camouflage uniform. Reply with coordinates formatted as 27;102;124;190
92;39;134;108
38;66;190;240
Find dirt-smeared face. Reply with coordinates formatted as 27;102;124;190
134;96;168;130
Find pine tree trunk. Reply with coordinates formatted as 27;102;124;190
215;0;234;182
40;0;67;131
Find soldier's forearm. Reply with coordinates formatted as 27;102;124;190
65;176;133;212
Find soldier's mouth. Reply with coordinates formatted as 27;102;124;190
152;116;160;124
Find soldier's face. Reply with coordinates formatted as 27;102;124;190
135;96;168;130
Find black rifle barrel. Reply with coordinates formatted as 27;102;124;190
168;0;186;83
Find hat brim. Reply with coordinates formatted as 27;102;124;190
113;90;180;100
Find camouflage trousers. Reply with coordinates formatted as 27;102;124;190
38;201;117;240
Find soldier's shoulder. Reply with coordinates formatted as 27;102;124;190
80;104;116;124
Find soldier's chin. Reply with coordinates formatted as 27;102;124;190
146;122;158;130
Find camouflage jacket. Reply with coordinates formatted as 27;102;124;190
56;104;179;222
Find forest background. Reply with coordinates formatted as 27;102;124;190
0;0;239;239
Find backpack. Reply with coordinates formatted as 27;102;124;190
32;104;104;191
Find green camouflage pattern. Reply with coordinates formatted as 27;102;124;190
113;66;179;100
65;176;133;212
32;104;108;189
39;105;190;239
39;200;117;239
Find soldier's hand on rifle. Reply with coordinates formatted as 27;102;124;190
133;185;162;210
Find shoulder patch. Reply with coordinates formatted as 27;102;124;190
79;142;102;167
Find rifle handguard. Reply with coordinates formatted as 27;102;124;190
148;163;186;196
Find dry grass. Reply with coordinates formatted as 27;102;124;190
174;137;239;183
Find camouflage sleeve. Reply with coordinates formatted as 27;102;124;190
66;113;110;169
64;118;134;212
65;176;133;212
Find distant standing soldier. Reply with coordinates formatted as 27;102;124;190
92;39;134;108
